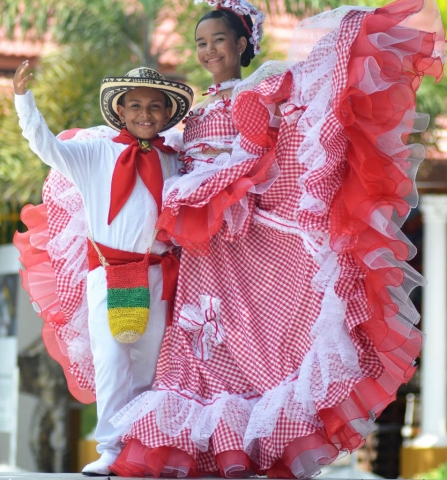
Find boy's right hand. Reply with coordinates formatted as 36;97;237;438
14;60;33;95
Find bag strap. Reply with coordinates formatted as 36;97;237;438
88;234;110;267
88;229;158;268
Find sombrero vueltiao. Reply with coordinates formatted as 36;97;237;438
100;67;194;132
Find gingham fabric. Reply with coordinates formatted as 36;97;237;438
113;1;445;477
167;97;272;213
43;171;87;320
183;97;238;147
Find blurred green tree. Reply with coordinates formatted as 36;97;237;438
0;0;202;205
0;0;281;205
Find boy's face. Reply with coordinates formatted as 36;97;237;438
117;87;172;140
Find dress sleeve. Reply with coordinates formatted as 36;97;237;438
232;70;293;150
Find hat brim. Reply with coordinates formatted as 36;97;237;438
100;76;194;132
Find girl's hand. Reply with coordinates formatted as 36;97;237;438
14;60;33;95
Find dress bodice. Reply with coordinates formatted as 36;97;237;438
181;97;239;172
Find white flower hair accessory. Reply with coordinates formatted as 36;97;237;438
194;0;265;55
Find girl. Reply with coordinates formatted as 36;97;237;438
109;0;445;478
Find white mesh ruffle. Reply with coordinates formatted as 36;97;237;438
65;125;117;142
162;127;185;152
288;6;373;62
46;184;88;288
163;131;278;209
112;388;258;451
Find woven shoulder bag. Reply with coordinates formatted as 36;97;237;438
89;235;155;344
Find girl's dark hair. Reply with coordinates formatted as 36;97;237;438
196;9;255;68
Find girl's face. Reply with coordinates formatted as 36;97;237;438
195;18;247;84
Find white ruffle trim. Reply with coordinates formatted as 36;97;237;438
163;133;280;234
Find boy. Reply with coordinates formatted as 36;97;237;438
14;62;193;476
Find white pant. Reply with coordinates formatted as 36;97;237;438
87;264;167;456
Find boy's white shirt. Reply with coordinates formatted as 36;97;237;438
15;90;180;256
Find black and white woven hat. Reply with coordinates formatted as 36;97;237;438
100;67;194;132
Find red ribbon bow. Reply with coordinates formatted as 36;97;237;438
108;129;175;225
283;103;308;116
178;295;224;361
202;84;221;96
196;143;216;154
217;94;231;113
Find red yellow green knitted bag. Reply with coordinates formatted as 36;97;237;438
105;256;150;343
89;235;150;343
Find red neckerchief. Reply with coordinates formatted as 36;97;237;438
108;129;175;225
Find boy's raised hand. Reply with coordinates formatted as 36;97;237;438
14;60;33;95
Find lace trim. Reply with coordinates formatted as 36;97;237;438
112;356;371;457
253;208;303;235
203;78;242;96
183;137;235;153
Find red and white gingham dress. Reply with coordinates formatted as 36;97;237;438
109;1;445;478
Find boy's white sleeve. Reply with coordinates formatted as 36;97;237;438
15;91;97;186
